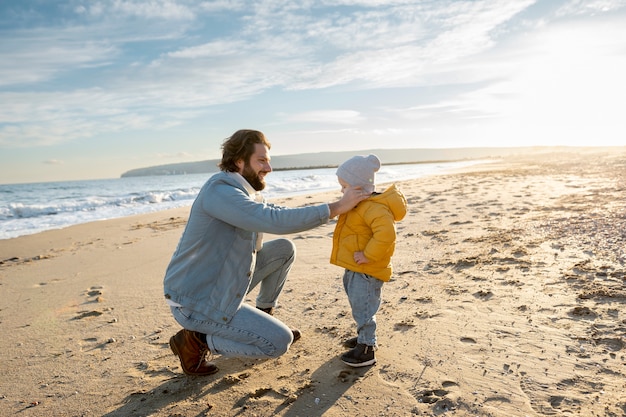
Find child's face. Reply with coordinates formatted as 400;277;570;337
338;177;350;194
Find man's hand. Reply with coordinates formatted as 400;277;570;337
328;186;368;218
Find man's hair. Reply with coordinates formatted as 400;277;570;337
219;130;271;172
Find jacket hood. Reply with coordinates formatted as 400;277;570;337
370;184;407;221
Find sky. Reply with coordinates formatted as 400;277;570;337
1;0;625;184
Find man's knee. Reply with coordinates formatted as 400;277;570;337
262;326;293;358
264;238;296;262
276;238;296;256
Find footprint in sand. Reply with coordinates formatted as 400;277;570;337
337;369;366;383
441;380;459;388
72;286;107;319
33;278;63;288
414;388;450;404
72;310;103;320
83;285;105;303
569;306;597;319
473;289;494;300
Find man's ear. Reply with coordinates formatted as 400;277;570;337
235;158;245;172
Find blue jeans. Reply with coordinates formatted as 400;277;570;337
343;269;383;347
171;238;295;358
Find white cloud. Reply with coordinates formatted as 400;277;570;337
43;159;64;165
0;87;193;147
97;0;196;20
277;1;538;90
0;30;117;86
379;12;626;146
155;151;194;158
281;110;365;125
1;0;625;153
556;0;626;16
198;0;248;13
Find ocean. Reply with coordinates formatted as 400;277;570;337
0;160;486;240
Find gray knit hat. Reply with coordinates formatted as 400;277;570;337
336;154;381;193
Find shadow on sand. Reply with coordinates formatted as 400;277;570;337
102;356;373;417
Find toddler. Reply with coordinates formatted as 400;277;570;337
330;154;407;367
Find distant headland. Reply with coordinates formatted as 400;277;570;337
119;146;618;177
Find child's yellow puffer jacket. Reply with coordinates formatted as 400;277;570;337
330;184;407;281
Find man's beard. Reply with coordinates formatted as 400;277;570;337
242;164;266;191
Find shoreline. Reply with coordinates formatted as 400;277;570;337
0;158;493;242
1;149;624;416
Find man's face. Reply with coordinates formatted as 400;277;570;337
237;143;272;191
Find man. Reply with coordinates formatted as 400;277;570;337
164;129;368;375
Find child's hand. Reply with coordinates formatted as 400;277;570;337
353;251;370;265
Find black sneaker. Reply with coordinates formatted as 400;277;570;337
342;336;358;349
340;343;376;367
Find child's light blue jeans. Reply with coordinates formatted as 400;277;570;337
343;269;384;347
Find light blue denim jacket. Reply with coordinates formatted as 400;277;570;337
163;171;330;324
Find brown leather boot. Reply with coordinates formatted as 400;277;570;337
169;329;218;376
257;307;301;342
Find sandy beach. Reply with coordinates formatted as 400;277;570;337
1;149;625;417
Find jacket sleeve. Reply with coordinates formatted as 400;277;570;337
202;180;330;234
